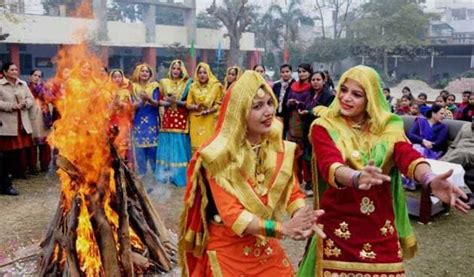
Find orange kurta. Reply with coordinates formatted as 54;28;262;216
180;71;306;277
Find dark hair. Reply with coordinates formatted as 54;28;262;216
462;90;472;96
417;92;427;99
280;63;292;71
439;89;449;96
29;69;42;77
447;94;456;101
228;67;238;75
402;86;411;92
110;69;124;77
436;95;447;102
311;71;326;81
297;63;313;81
426;104;443;119
400;95;411;101
253;64;266;71
1;62;15;73
383;87;390;93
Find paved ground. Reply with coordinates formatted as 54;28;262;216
1;172;473;276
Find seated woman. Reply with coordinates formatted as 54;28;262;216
435;95;454;120
408;104;448;160
298;65;469;276
180;71;325;276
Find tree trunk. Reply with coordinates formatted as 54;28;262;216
228;35;241;67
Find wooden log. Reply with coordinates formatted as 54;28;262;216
123;166;175;253
38;222;62;275
51;244;62;276
128;202;171;272
56;156;85;184
115;165;134;276
87;171;121;277
62;196;81;277
40;198;62;248
131;251;150;273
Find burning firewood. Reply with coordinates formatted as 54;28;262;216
38;149;176;275
37;41;176;275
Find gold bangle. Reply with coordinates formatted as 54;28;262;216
259;218;266;236
275;222;283;239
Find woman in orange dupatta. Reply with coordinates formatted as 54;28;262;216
180;71;326;276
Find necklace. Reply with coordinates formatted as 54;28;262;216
347;116;367;130
253;144;268;196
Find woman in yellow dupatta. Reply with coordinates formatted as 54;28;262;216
130;63;160;176
109;69;133;161
298;65;469;276
223;66;242;91
187;62;223;152
180;71;325;276
156;59;193;187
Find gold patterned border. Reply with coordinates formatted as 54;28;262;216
322;260;404;273
328;162;344;188
322;271;405;277
232;210;255;236
156;160;188;168
400;234;417;260
159;128;189;133
207;250;223;277
287;198;306;216
407;158;427;180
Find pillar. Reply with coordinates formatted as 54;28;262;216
246;51;258;70
201;49;208;64
9;43;20;71
186;54;196;75
143;48;157;70
100;46;109;67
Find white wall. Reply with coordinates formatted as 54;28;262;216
1;14;257;50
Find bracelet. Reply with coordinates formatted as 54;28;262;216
264;220;276;237
258;218;266;236
259;219;284;239
420;172;436;190
275;221;283;239
351;170;362;189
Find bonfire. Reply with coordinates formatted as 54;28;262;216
37;43;176;276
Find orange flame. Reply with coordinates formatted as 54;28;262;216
46;2;143;272
76;197;102;276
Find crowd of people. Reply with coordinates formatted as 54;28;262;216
385;85;473;122
0;58;472;275
0;60;340;196
180;66;469;276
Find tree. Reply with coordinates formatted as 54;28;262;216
196;11;222;29
207;0;257;66
107;1;143;22
267;0;314;44
351;0;430;77
306;38;353;71
248;0;315;69
314;0;356;39
41;0;93;17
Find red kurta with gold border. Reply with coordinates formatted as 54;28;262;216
311;124;423;276
159;79;189;133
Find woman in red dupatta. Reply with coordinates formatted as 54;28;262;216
180;71;325;276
